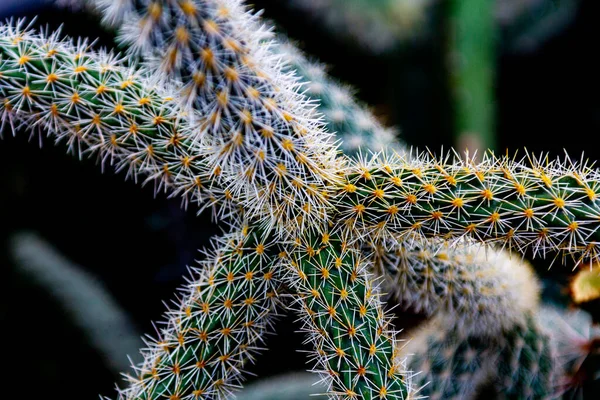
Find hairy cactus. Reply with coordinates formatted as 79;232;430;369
374;239;542;335
0;20;411;399
2;1;599;400
337;151;600;267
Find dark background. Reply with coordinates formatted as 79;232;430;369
0;0;598;398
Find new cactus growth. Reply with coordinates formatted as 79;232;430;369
1;1;598;399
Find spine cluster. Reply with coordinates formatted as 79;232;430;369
285;229;411;399
0;21;227;213
3;1;597;399
373;238;541;335
0;17;412;399
95;0;341;232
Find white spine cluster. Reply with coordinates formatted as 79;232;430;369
89;0;343;233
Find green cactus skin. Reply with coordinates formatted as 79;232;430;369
115;224;283;400
3;3;600;399
495;314;555;400
285;228;411;399
403;313;555;400
0;24;281;399
337;152;600;267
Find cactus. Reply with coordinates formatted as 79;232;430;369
0;20;411;399
403;312;554;400
1;1;599;400
374;239;542;336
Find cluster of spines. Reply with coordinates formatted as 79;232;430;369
89;0;342;232
285;228;411;399
116;223;282;400
336;151;600;266
3;2;598;399
0;20;414;399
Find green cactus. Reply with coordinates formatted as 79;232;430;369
1;1;598;400
0;19;411;399
336;152;600;267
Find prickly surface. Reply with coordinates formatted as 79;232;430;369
0;22;412;399
0;21;228;214
337;152;600;266
91;0;341;232
116;224;283;400
495;314;555;400
373;239;540;335
286;228;411;399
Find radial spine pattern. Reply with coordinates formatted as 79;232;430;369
92;0;341;231
286;229;411;399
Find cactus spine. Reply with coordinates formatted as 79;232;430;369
2;1;599;399
0;19;412;399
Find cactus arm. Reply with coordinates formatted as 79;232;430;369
448;0;497;155
114;223;283;400
285;229;411;399
86;0;341;231
337;152;600;266
0;21;231;214
401;316;496;400
0;23;285;398
374;239;542;336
